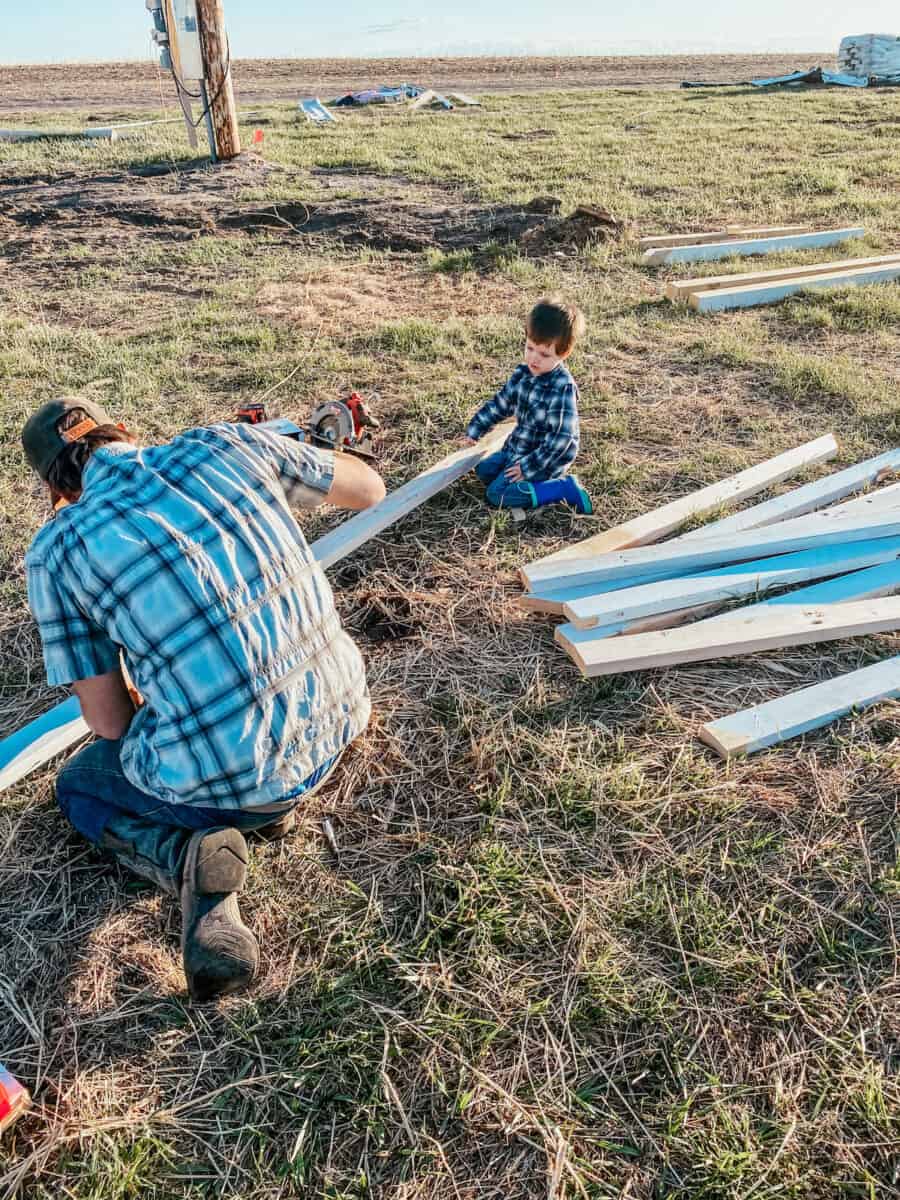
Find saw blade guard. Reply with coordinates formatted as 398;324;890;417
308;401;355;446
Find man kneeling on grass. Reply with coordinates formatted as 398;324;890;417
22;398;385;1002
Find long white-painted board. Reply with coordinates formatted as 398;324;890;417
640;225;808;251
644;226;864;266
525;509;900;595
522;434;838;582
690;262;900;312
0;428;515;792
686;448;900;539
699;655;900;758
564;537;900;629
314;422;513;568
565;596;900;677
665;253;900;300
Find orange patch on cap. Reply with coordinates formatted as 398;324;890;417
62;418;97;442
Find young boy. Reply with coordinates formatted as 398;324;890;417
464;297;591;513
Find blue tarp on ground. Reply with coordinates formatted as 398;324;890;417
332;84;424;106
683;66;887;89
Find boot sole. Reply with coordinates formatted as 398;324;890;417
185;827;249;895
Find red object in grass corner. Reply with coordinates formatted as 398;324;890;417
0;1065;30;1134
253;129;264;144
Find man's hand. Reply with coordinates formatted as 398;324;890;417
504;462;524;483
326;454;387;510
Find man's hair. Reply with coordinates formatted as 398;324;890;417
526;297;586;355
45;407;135;500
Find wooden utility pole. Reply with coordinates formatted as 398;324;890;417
194;0;240;160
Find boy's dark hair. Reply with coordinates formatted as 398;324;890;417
526;297;585;355
46;408;135;501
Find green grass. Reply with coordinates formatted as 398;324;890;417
1;83;900;1200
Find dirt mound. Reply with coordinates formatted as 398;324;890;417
520;204;625;255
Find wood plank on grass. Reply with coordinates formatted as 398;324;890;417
521;457;900;617
690;262;900;312
556;554;900;663
313;422;513;569
563;537;900;629
0;426;514;793
524;508;900;595
563;596;900;677
639;225;808;250
521;434;838;585
698;654;900;758
643;226;864;266
0;696;88;792
685;448;900;538
666;252;900;301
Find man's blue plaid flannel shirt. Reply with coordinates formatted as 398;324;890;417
26;424;370;812
466;362;580;481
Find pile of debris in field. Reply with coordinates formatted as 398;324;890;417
520;203;625;255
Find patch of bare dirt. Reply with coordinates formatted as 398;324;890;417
0;54;834;114
0;154;612;261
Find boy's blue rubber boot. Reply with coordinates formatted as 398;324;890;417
532;476;593;514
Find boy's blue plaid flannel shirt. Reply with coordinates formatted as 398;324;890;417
466;363;580;481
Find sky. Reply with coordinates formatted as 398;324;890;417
3;0;898;64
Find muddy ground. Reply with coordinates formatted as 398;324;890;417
0;53;831;113
0;155;620;266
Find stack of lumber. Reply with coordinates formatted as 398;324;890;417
519;436;900;757
640;226;862;266
665;252;900;311
838;34;900;78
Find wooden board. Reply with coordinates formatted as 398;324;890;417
666;253;900;300
521;458;900;615
521;434;838;584
643;227;864;266
699;655;900;758
703;557;900;623
687;448;900;539
314;422;513;569
563;537;900;629
690;262;900;312
563;596;900;677
0;428;514;793
0;696;88;792
524;508;900;596
639;225;808;250
556;553;900;662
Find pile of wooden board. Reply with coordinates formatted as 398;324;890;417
665;252;900;311
640;225;863;266
519;436;900;757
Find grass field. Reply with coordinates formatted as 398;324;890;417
1;83;900;1198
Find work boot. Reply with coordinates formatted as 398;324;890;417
100;829;180;896
253;808;297;841
181;828;259;1002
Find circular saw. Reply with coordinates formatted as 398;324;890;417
306;391;380;460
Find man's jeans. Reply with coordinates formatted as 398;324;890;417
475;450;540;510
56;737;338;892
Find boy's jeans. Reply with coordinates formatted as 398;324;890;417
55;737;339;894
475;450;541;509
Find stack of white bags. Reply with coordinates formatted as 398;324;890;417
838;33;900;79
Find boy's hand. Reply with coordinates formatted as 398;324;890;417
504;462;524;482
460;436;477;447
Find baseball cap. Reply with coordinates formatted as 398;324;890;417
22;397;115;480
